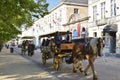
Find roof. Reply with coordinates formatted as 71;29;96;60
39;31;72;38
61;0;88;4
49;0;88;12
22;36;35;39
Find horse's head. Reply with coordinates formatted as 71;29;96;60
97;38;105;57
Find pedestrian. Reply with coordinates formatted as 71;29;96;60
0;42;3;52
10;43;14;53
6;44;9;49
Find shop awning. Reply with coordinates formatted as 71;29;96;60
103;24;118;33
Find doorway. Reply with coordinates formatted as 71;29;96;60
109;32;116;53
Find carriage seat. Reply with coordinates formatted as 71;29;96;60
60;43;74;53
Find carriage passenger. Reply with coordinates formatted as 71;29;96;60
65;31;72;43
41;39;46;46
54;32;62;49
45;39;50;46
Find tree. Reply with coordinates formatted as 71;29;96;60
0;0;49;43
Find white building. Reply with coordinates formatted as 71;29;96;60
37;0;88;35
30;0;88;47
88;0;120;54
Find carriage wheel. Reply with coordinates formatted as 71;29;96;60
42;53;46;65
53;56;60;70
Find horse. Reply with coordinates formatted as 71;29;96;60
21;40;29;55
72;37;104;80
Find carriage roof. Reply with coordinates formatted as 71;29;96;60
39;31;72;38
22;36;35;39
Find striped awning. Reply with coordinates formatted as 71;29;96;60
103;24;118;33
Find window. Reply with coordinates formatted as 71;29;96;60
52;14;54;19
101;2;106;19
55;13;57;19
111;0;116;16
59;10;62;22
93;5;97;21
74;8;79;14
49;15;51;22
60;10;62;17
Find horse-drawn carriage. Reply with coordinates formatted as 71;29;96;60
40;31;104;80
39;31;74;70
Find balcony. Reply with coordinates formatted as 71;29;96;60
109;16;116;24
96;18;107;26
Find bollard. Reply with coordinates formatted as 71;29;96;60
10;47;14;53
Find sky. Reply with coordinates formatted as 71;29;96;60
47;0;60;11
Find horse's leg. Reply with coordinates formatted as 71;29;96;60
21;49;23;55
89;55;98;80
23;49;24;55
24;49;26;55
73;58;78;73
84;55;96;75
84;63;90;76
84;55;90;75
78;59;84;72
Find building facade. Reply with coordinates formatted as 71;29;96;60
29;0;88;47
88;0;120;53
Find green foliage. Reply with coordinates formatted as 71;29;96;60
0;0;49;43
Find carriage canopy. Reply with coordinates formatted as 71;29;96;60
39;31;72;38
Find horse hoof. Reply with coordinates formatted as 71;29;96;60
84;71;89;76
79;68;84;72
93;76;98;80
73;70;77;73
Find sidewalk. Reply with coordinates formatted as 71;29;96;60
0;48;59;80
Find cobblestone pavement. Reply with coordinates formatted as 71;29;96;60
15;47;120;80
0;47;60;80
1;47;120;80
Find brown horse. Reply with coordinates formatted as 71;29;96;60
72;37;104;80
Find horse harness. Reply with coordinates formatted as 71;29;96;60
72;38;102;60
